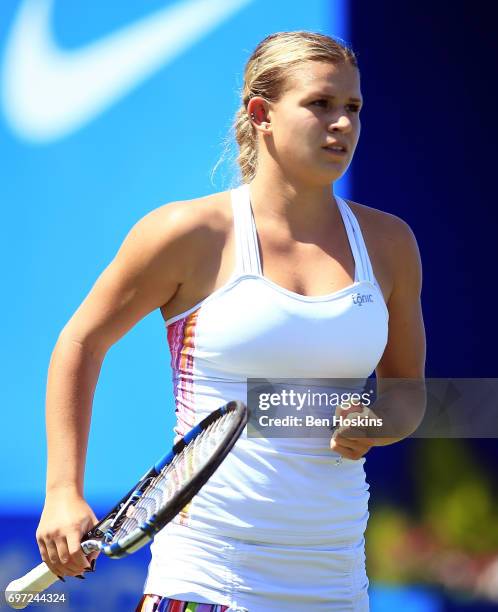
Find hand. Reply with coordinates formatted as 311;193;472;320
330;402;377;460
36;488;99;578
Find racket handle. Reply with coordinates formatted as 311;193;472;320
5;562;58;609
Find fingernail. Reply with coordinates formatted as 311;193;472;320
90;558;96;570
57;575;66;583
74;574;85;580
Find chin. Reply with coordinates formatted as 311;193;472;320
324;162;350;183
313;166;347;186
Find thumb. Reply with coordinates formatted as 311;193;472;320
82;510;101;565
86;551;100;566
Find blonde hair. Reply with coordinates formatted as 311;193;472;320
211;31;358;187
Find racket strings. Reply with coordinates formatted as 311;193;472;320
110;411;235;542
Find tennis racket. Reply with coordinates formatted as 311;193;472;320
5;400;247;609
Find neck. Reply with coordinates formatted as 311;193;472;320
248;166;341;233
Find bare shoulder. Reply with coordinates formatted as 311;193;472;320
130;191;232;275
142;190;231;238
345;199;422;301
346;199;420;258
346;199;415;238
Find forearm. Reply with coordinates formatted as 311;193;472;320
331;380;426;459
368;379;427;445
45;335;104;496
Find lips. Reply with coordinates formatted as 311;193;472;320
323;142;347;153
323;146;347;157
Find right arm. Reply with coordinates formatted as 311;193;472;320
36;202;199;577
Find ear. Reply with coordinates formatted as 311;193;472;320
247;97;270;126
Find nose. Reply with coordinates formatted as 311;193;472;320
328;113;352;133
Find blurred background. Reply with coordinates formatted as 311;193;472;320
1;0;497;610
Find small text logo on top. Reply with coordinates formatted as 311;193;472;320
352;293;373;306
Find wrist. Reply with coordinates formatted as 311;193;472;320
45;482;84;497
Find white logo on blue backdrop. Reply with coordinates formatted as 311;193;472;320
2;0;253;142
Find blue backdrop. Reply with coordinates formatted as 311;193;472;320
1;1;496;610
0;0;348;511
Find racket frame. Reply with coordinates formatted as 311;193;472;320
5;400;247;608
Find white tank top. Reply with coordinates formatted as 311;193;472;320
161;184;389;546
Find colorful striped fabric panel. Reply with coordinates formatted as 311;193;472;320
135;594;229;611
166;310;199;526
167;310;199;435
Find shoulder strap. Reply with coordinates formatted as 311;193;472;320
230;184;262;276
336;196;375;284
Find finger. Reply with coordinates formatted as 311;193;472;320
37;538;57;575
332;431;358;448
81;514;100;569
334;434;372;453
85;509;99;529
331;439;356;456
54;537;86;576
332;421;375;444
332;445;364;460
87;549;100;562
36;535;48;560
85;555;98;572
43;538;67;577
333;425;369;439
67;532;92;572
335;435;373;451
330;437;366;460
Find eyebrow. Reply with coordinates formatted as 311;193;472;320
307;92;363;104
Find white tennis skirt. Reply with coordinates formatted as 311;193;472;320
143;522;369;611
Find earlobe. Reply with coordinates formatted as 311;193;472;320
251;116;271;131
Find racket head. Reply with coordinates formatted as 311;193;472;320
96;400;248;558
5;402;247;605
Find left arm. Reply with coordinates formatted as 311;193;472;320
330;216;426;459
375;216;425;379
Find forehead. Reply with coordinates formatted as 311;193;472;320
284;61;361;98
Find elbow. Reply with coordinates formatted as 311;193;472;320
56;327;108;364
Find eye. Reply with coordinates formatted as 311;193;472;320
311;99;329;108
311;99;361;113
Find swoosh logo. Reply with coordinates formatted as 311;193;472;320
1;0;251;143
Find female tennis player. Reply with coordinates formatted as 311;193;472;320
35;31;425;611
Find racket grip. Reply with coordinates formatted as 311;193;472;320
5;562;58;609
